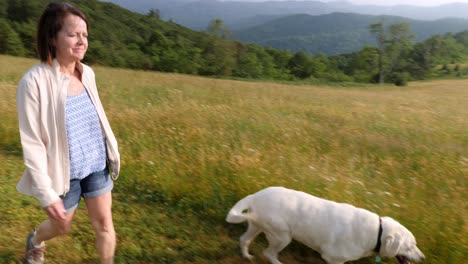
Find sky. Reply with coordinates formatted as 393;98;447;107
223;0;468;6
343;0;468;6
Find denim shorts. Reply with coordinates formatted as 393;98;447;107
60;167;113;213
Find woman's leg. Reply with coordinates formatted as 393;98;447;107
32;210;75;244
25;206;75;264
33;178;84;244
85;191;115;264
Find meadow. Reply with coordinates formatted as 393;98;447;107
0;55;466;263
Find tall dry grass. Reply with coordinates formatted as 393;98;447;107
0;55;466;263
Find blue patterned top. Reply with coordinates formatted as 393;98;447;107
65;88;107;180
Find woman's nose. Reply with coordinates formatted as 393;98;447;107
77;34;86;44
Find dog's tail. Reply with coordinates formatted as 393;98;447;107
226;194;254;224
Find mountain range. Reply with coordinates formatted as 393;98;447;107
100;0;468;55
100;0;468;30
234;13;468;55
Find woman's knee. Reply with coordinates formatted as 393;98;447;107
86;192;114;234
90;214;114;234
57;223;72;235
51;216;73;236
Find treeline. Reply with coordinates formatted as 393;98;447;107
1;0;468;85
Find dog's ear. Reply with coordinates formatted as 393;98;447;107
381;233;402;257
379;217;404;257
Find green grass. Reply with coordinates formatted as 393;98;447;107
0;55;467;263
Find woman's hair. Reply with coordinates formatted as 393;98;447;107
36;2;88;65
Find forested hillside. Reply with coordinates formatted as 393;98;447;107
0;0;296;78
0;0;221;74
1;0;468;85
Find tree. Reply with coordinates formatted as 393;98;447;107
199;36;236;76
247;44;276;78
350;46;380;82
235;52;262;78
85;40;112;65
0;19;25;56
312;53;328;78
425;34;464;64
6;0;40;23
369;22;386;84
265;47;292;79
147;8;160;20
288;51;317;79
369;21;414;85
207;19;231;39
0;0;7;18
454;30;468;50
386;22;414;73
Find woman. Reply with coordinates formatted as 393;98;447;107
16;2;120;264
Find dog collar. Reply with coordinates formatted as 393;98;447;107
374;218;383;253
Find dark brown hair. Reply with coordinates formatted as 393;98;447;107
36;2;88;65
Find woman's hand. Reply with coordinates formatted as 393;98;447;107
44;200;67;221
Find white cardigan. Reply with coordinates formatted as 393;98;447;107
16;59;120;207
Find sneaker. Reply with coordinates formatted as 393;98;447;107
24;231;45;264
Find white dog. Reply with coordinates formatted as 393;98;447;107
226;186;425;264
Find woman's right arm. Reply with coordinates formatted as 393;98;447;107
16;74;60;208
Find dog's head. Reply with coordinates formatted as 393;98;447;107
380;217;425;263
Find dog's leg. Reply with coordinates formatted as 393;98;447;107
263;231;292;264
240;221;261;260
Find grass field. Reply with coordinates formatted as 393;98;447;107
0;55;466;263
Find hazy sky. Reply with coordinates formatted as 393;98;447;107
342;0;468;6
223;0;468;6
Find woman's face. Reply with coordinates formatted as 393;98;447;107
54;14;88;63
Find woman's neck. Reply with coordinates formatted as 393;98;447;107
57;57;77;76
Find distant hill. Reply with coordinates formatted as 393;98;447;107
233;13;468;56
100;0;468;30
99;0;195;13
